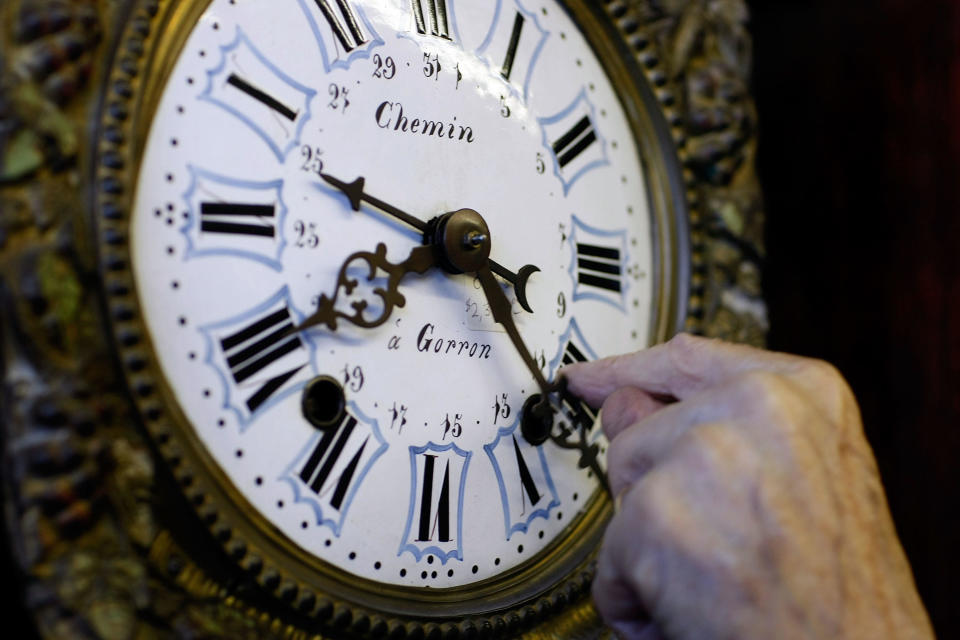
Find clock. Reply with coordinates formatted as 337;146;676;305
0;0;765;638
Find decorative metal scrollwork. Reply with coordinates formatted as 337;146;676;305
305;243;436;331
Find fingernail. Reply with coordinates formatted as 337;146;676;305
614;487;629;513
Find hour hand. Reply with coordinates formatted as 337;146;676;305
294;243;435;333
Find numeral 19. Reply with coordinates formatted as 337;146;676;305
341;364;364;391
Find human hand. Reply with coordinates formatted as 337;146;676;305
563;334;933;640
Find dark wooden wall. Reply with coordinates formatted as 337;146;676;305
748;1;959;637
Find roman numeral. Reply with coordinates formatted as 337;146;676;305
226;74;298;121
500;12;524;80
400;444;469;562
556;329;599;426
561;339;588;367
416;455;451;542
411;0;450;39
484;426;559;538
476;1;547;100
201;31;314;162
282;405;387;536
513;435;541;511
558;339;598;427
538;91;609;194
219;306;305;414
299;413;367;511
200;201;275;237
313;0;367;51
566;217;628;309
553;115;597;168
299;0;381;73
576;243;622;293
182;168;287;270
201;288;314;427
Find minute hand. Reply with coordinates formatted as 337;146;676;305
321;173;540;313
477;253;610;495
475;263;554;397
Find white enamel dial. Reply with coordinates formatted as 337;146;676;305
131;0;656;589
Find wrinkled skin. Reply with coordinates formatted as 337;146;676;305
563;334;934;640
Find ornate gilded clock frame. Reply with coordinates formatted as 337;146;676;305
0;0;766;638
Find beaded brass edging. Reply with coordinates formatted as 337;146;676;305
604;0;765;344
601;0;706;335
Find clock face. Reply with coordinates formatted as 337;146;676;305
126;0;675;602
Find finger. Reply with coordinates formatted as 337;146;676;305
601;387;669;441
605;398;701;497
604;376;770;496
564;333;810;408
600;438;766;640
593;512;658;639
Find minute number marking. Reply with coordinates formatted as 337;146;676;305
372;53;396;79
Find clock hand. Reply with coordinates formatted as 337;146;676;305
475;264;554;397
321;173;427;232
293;207;491;336
541;377;611;496
488;262;540;315
291;205;611;494
321;173;540;312
294;243;436;333
474;262;557;437
475;247;610;496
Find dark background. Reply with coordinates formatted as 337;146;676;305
748;0;958;637
4;1;957;637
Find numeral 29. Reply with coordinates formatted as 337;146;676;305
372;54;396;79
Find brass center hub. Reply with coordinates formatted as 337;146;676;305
432;208;491;273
